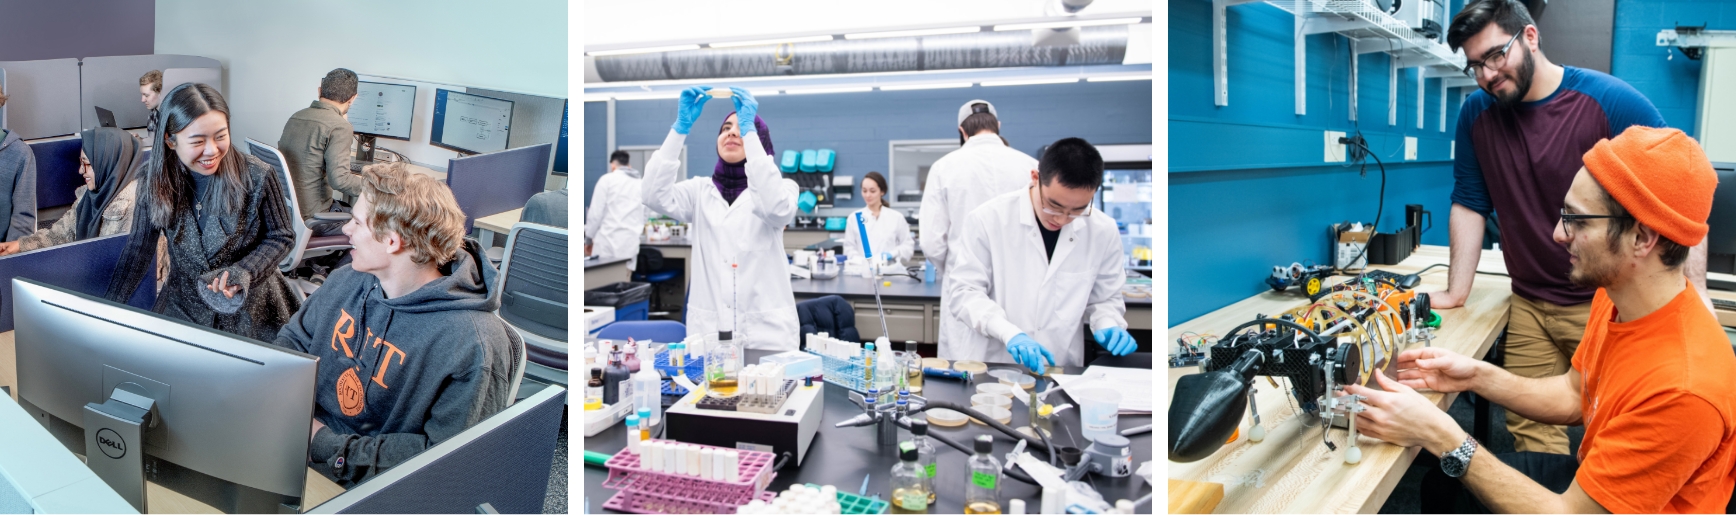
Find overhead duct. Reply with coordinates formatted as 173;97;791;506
592;25;1131;82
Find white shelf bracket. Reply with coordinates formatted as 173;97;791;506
1296;15;1307;115
1350;38;1359;122
1389;56;1399;126
1213;0;1262;106
1438;79;1447;132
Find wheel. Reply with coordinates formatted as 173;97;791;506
1305;277;1322;296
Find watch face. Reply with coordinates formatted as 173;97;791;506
1443;456;1468;477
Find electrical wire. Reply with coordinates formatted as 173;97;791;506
1342;136;1387;271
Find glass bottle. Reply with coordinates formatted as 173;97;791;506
910;420;937;504
623;340;642;373
586;369;605;406
890;441;930;513
602;350;631;405
964;435;1001;514
706;331;742;397
904;343;923;393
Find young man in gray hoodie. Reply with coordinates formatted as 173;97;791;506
272;162;521;487
0;86;37;242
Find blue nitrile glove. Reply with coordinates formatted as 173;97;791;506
730;87;758;135
672;86;712;135
1007;333;1055;373
1093;326;1137;356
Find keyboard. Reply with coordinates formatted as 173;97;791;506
1714;298;1736;312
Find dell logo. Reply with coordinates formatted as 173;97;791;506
96;428;126;459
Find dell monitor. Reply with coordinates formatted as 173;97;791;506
348;81;416;162
13;278;319;513
1709;162;1736;290
431;89;513;155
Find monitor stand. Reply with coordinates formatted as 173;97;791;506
83;383;158;513
356;133;379;163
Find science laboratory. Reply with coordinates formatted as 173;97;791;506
579;2;1156;514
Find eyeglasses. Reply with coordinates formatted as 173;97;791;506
1462;31;1523;78
1037;183;1092;219
1559;208;1631;238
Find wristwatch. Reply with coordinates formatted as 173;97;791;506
1441;435;1479;478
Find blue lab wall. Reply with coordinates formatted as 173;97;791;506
1610;0;1736;139
583;100;608;208
1168;0;1468;325
582;81;1153;212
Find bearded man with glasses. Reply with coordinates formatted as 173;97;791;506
1433;0;1711;458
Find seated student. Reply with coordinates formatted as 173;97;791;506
0;85;37;243
105;83;302;342
279;68;363;237
273;161;519;487
522;186;568;228
947;137;1135;370
1345;127;1736;513
0;128;142;255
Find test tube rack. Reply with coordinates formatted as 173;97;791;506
803;347;873;393
804;483;889;515
602;440;779;514
736;380;798;414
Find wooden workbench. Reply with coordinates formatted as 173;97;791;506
1166;245;1514;514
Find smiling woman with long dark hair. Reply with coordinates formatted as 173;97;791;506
105;82;301;341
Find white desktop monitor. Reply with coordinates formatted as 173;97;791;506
347;81;416;140
13;278;319;513
431;89;513;155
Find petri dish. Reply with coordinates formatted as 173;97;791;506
971;393;1011;410
952;360;988;374
1000;374;1036;390
926;408;968;427
976;383;1015;399
968;406;1012;425
922;358;950;370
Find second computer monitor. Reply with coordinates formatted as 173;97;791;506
348;81;416;140
431;89;513;155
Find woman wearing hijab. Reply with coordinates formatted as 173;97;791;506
105;83;301;342
0;127;143;255
641;86;802;351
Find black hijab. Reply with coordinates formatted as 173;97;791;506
76;127;143;240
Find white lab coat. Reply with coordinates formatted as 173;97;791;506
843;206;914;265
642;130;801;351
944;187;1127;367
919;133;1038;353
585;168;643;271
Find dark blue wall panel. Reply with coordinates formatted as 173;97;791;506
583;81;1153;212
1168;0;1466;325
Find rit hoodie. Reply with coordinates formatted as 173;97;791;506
273;239;521;487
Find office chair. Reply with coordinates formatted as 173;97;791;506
594;320;687;344
632;248;681;317
244;138;352;297
497;222;568;390
796;295;859;347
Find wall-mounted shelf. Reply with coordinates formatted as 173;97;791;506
1214;0;1471;131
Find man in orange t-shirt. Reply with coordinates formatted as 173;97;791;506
1344;125;1736;513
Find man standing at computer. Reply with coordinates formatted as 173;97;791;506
279;68;364;237
274;162;518;487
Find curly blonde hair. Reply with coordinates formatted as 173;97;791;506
358;162;467;266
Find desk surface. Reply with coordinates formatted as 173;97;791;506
585;256;632;270
582;350;1154;514
1165;245;1513;514
474;208;524;235
0;330;346;513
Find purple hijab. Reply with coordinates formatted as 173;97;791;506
713;113;773;205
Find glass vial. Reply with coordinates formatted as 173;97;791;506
891;441;930;513
706;331;743;397
964;435;1001;514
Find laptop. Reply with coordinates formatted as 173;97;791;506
94;106;118;128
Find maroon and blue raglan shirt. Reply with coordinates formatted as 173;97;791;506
1452;66;1667;307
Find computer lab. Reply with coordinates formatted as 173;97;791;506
0;1;569;514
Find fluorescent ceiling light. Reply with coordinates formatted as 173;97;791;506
749;89;781;96
994;18;1144;31
1087;75;1151;82
587;44;701;57
710;35;835;48
784;86;875;95
608;91;681;100
844;26;981;40
879;82;975;91
980;78;1080;87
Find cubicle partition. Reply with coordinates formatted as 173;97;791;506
446;143;552;233
0;59;79;140
0;233;155;332
26;137;82;210
79;55;222;131
0;55;220;139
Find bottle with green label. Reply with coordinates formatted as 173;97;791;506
964;435;1001;514
890;441;930;513
910;420;937;504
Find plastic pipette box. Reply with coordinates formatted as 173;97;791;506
759;351;821;380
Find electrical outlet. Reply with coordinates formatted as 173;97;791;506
1405;137;1418;160
1326;131;1347;162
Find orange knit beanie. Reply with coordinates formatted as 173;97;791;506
1581;126;1718;246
